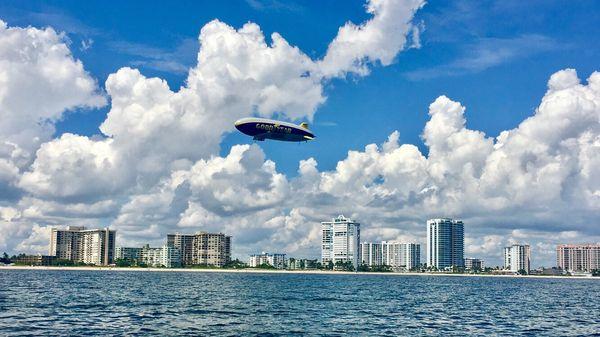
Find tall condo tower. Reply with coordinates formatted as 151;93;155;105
426;218;464;269
322;215;360;270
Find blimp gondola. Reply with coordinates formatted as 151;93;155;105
234;117;315;142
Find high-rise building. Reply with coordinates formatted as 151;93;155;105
361;241;421;270
464;258;484;270
167;232;231;267
398;243;421;270
426;218;464;269
49;226;116;265
360;242;382;266
249;252;286;269
556;244;600;272
166;233;195;265
381;241;397;267
504;244;531;273
321;215;360;270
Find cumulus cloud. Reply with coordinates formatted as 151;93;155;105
0;20;105;154
319;0;426;77
12;0;424;211
104;69;598;266
0;20;106;203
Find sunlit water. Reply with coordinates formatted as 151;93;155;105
1;270;599;336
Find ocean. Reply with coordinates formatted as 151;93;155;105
1;270;599;336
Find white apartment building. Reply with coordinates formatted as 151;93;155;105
427;218;464;269
140;244;181;268
504;244;531;273
115;247;142;261
398;243;421;270
360;242;382;266
556;244;600;272
50;226;116;265
322;215;360;270
361;241;421;270
249;252;287;269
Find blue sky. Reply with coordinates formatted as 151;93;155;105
3;0;598;176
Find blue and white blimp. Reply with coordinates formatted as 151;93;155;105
234;117;315;142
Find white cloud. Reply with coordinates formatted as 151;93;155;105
13;0;424;211
0;20;105;155
0;20;105;205
319;0;426;77
103;68;599;266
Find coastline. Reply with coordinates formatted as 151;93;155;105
1;265;597;280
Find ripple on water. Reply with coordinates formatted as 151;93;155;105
1;270;599;336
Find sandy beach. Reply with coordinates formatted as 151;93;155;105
1;265;597;280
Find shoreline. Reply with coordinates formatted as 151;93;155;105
1;265;597;280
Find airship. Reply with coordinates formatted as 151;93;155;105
234;117;315;142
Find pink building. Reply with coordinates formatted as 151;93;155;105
556;244;600;272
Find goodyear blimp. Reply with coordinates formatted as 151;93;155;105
234;117;315;142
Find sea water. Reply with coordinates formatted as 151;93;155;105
1;270;599;336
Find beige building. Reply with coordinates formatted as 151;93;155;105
50;226;116;265
557;244;600;272
167;232;231;267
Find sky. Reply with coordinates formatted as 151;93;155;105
0;0;598;267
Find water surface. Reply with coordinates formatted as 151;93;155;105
1;270;598;336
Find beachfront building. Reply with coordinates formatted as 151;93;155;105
360;242;382;266
140;244;181;268
322;215;360;270
427;218;464;269
288;258;318;270
556;244;600;272
504;244;531;273
398;243;421;270
50;226;116;265
167;232;231;267
361;241;421;270
249;252;287;269
15;254;56;266
115;247;142;262
464;258;484;271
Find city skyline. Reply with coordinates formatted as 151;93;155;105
0;1;599;268
25;218;600;271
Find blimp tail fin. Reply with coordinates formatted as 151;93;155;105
300;122;309;129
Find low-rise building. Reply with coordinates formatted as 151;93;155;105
140;244;181;268
288;258;318;270
249;252;286;269
15;255;56;266
115;247;142;262
464;258;484;270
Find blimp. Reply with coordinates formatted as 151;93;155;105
234;117;315;142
